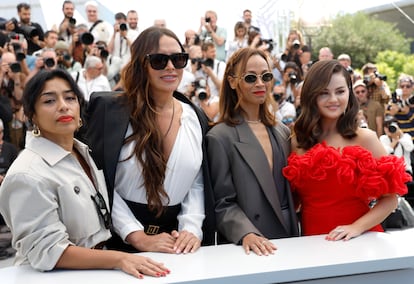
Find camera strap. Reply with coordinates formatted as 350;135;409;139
89;20;103;33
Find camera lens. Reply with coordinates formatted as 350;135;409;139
9;62;21;73
43;57;55;68
119;23;127;31
69;17;76;26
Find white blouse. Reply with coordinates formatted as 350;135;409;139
112;102;205;241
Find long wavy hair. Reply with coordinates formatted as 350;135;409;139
121;27;185;216
294;60;359;150
217;47;276;127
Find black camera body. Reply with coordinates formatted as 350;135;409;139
43;57;56;68
191;58;214;70
288;71;298;84
97;45;109;59
364;71;387;85
388;122;399;133
0;17;18;30
69;17;76;26
9;62;21;73
192;79;208;101
205;17;211;23
119;23;127;31
273;93;283;102
80;32;94;45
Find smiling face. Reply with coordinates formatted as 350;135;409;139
316;72;349;121
147;35;184;96
32;77;80;145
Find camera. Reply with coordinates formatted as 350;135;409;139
192;79;208;101
0;17;18;30
119;23;127;31
43;57;55;68
346;66;353;74
69;17;76;26
273;93;283;102
8;41;26;61
79;32;94;45
8;31;20;40
191;58;214;70
205;17;211;23
364;71;387;85
292;39;300;50
9;62;21;73
97;45;109;59
19;25;39;38
288;71;298;84
260;38;274;52
388;122;399;133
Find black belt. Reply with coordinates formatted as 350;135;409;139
123;199;181;235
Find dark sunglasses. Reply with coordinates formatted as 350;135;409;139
91;191;112;229
401;85;412;89
237;72;274;84
146;53;189;70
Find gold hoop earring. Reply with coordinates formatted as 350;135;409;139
78;118;83;128
32;125;41;137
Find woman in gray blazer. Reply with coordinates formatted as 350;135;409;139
206;48;299;256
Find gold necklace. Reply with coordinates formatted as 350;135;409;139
246;119;261;124
164;100;175;137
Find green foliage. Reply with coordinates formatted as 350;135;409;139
374;51;414;91
308;12;411;69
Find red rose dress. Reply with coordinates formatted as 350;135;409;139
283;142;411;236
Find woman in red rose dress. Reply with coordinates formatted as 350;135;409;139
283;60;411;241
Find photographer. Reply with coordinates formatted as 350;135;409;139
13;3;45;55
361;62;391;106
55;40;81;73
278;30;304;71
26;48;58;83
198;10;227;62
107;12;133;67
273;83;296;129
380;116;413;174
190;77;219;121
192;41;226;99
55;0;76;45
281;61;302;104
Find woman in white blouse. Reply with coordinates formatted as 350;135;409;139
0;69;168;279
85;27;215;254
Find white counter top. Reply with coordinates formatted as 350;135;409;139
1;229;414;283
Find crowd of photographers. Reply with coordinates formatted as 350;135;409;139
1;1;414;173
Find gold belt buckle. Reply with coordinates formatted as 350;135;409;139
146;225;160;235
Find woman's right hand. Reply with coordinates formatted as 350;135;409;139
242;233;277;256
118;252;170;279
126;230;176;253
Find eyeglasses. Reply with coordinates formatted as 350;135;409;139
91;191;112;229
236;72;274;84
146;53;189;70
401;85;412;89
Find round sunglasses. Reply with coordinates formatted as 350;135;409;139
146;53;189;70
236;72;274;84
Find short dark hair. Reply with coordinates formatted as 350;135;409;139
17;3;30;12
62;0;74;9
115;12;126;21
23;69;85;124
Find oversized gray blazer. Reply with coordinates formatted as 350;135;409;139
206;120;299;244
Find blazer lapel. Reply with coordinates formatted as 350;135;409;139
234;122;287;230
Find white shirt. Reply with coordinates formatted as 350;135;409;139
73;70;111;101
112;102;205;241
380;133;414;173
194;59;226;98
0;132;111;271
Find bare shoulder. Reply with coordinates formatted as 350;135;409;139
355;127;387;158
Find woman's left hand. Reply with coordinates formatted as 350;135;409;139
171;230;201;254
326;225;363;241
